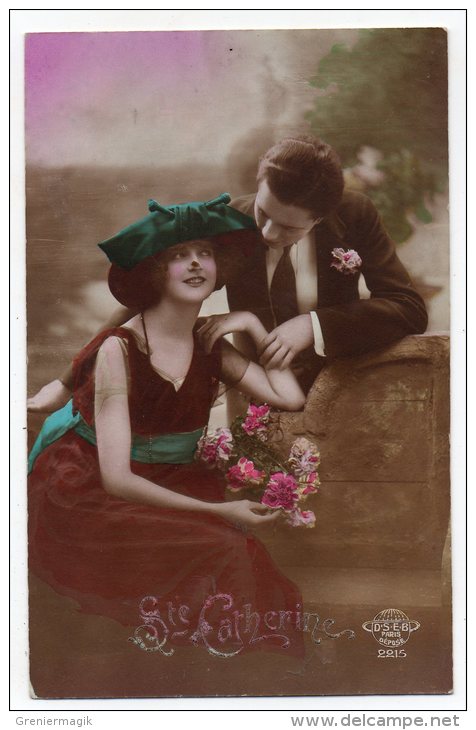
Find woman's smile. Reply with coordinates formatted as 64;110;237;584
183;274;207;287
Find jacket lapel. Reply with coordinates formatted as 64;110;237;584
314;211;358;307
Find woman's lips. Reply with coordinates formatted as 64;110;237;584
183;276;206;286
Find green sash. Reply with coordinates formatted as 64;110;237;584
28;400;204;473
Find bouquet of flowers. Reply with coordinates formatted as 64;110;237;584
196;403;320;528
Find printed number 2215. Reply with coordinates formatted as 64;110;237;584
378;649;406;658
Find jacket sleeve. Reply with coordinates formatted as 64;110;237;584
317;194;428;358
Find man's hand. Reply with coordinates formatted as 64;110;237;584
258;314;314;370
27;379;71;413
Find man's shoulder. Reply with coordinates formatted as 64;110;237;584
229;193;256;218
336;189;379;224
229;189;378;228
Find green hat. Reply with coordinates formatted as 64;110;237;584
98;193;257;270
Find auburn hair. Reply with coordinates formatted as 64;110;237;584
107;230;260;309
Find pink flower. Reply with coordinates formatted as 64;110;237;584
196;428;233;468
297;471;320;498
242;403;270;442
226;457;266;492
285;509;316;529
261;472;299;511
331;247;362;275
288;437;320;477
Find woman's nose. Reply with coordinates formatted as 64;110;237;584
189;257;202;269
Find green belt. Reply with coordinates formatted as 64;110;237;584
28;400;204;473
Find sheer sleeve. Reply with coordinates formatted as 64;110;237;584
94;336;130;419
219;337;251;387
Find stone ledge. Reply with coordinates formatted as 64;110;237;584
267;334;450;571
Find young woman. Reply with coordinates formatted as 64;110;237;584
28;195;306;662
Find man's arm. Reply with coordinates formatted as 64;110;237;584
229;194;256;218
316;192;428;358
260;192;427;367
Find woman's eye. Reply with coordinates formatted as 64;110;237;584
200;249;212;256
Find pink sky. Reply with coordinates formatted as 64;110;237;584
25;32;216;165
24;29;349;167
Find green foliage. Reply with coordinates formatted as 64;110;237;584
230;416;287;474
367;149;439;242
308;29;448;241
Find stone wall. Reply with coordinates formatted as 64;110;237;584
264;334;450;571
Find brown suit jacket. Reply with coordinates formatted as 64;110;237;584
227;190;428;361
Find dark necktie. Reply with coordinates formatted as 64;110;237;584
269;245;298;326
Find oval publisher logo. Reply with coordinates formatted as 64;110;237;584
362;608;420;647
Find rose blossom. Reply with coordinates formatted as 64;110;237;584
226;458;266;492
261;472;299;512
297;471;320;498
285;509;316;529
196;428;233;468
242;403;270;442
330;247;362;275
288;437;320;477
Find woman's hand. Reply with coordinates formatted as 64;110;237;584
27;379;71;413
197;312;262;354
217;500;281;529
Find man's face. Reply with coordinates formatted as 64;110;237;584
254;180;320;250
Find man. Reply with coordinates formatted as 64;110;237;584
202;135;427;392
28;135;427;410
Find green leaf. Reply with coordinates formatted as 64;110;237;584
306;28;448;241
414;202;433;224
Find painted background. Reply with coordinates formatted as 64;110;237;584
23;25;453;700
25;28;449;398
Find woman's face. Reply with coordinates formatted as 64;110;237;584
161;241;217;303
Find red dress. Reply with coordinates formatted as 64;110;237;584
28;328;303;657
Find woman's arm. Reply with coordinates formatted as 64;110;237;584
27;379;72;413
197;312;305;411
27;305;134;413
95;336;280;527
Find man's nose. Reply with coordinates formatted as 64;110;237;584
261;220;282;241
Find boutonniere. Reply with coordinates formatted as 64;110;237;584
331;247;362;275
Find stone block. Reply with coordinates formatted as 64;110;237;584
267;334;450;570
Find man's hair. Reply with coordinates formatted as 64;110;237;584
257;135;344;217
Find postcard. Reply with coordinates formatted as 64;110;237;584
22;20;454;701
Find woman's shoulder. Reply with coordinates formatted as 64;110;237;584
73;329;132;425
98;325;143;349
73;327;134;380
81;326;142;357
97;333;130;360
